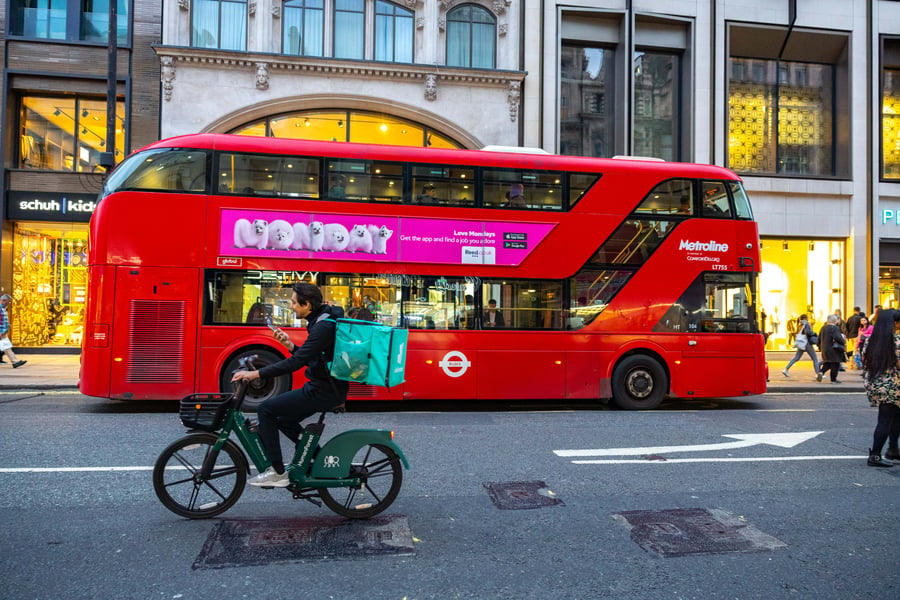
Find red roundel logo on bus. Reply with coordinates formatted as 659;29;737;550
439;351;471;378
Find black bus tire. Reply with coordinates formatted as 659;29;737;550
219;348;291;412
611;354;667;410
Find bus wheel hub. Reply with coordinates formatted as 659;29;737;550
626;370;653;398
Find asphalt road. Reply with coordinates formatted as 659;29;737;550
0;391;897;599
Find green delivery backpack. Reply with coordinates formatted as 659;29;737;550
328;318;408;387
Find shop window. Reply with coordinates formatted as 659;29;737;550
758;238;844;350
231;110;463;148
728;57;834;176
560;44;615;158
10;226;88;347
633;51;680;161
446;5;496;69
883;68;900;180
19;95;126;173
192;0;247;50
283;0;324;57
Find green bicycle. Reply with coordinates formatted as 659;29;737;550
152;356;409;519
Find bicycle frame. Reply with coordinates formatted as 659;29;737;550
203;406;409;490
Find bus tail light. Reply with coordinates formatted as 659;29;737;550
90;324;110;348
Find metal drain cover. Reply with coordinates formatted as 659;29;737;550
483;481;564;510
193;514;414;569
612;508;786;557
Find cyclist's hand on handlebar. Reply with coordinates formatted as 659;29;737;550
231;370;260;383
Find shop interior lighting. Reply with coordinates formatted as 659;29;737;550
782;241;789;250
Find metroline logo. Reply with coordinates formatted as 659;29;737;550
678;239;729;252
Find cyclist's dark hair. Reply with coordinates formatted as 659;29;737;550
862;309;900;379
292;282;323;311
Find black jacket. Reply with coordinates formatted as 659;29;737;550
258;304;345;384
819;323;846;363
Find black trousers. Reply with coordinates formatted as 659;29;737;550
256;379;347;468
872;402;900;454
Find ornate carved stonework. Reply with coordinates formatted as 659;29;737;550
499;22;508;37
425;74;437;101
177;0;189;10
507;81;520;122
438;17;445;32
273;3;281;18
249;1;256;15
161;56;176;102
404;0;417;8
492;0;505;15
416;17;425;30
255;62;269;90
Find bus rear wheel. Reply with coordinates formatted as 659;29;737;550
611;355;667;410
220;348;291;411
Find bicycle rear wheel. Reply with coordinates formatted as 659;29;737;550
319;443;403;519
153;432;248;519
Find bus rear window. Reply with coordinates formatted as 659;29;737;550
102;149;208;198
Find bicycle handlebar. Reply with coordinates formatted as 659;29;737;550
231;355;259;409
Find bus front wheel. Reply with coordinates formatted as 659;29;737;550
220;348;291;412
611;355;667;410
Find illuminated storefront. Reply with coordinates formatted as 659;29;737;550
4;192;96;348
759;238;845;349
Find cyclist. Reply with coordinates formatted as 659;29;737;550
231;282;349;487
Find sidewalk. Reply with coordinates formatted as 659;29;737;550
0;353;80;390
0;351;865;393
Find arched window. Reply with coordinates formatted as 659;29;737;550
192;0;247;50
446;4;495;69
374;1;414;63
283;0;324;56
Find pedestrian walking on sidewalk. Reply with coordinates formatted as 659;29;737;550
0;294;26;368
861;308;900;467
818;314;847;383
782;314;821;380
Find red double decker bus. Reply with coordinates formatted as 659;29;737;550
79;133;766;410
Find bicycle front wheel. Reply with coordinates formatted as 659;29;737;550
319;443;403;519
153;432;248;519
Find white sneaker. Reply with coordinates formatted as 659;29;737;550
782;369;790;377
248;467;290;487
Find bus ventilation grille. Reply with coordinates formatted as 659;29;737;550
348;382;378;398
127;300;185;383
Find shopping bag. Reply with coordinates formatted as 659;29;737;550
0;338;11;352
793;332;808;350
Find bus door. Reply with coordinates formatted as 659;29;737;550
108;266;199;400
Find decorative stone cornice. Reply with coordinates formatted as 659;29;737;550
153;46;527;101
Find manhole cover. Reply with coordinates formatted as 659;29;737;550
193;514;414;569
483;481;563;510
612;508;786;557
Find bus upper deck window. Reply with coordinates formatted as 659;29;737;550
635;179;694;215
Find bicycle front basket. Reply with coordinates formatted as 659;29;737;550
179;393;232;431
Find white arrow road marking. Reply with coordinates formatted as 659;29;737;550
571;455;862;464
554;431;824;458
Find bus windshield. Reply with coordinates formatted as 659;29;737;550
101;149;208;199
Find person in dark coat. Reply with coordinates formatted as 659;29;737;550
819;313;847;383
231;282;348;487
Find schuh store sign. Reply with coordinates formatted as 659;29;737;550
6;191;98;223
